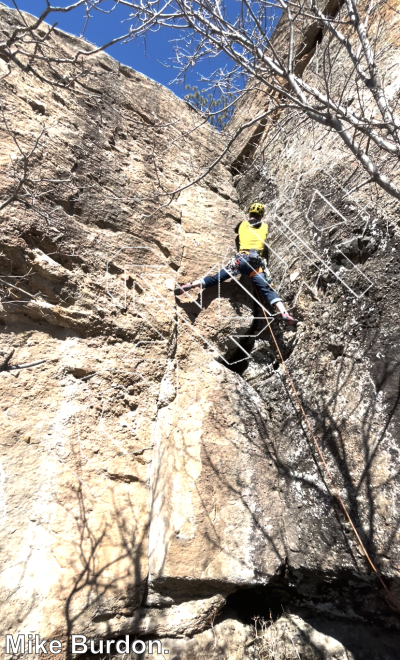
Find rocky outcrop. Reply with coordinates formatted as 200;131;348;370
0;2;242;651
1;2;400;659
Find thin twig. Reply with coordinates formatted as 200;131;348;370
0;348;14;372
9;359;47;370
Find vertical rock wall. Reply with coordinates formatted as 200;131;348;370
1;2;400;659
224;0;400;639
0;3;247;651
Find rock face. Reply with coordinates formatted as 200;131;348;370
0;2;243;652
1;2;400;659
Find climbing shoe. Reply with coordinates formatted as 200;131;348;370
174;283;195;296
281;313;301;326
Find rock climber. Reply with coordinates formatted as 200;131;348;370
174;202;300;326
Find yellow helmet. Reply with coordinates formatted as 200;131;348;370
248;202;265;217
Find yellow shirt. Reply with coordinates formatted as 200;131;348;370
238;221;268;251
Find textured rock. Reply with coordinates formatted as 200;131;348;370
142;612;253;660
1;2;400;659
69;594;227;644
149;361;285;594
0;2;242;650
252;614;352;660
221;0;400;642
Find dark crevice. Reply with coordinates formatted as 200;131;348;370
106;473;140;483
150;238;171;262
27;99;46;115
224;300;298;378
53;91;66;106
230;115;271;176
91;612;115;623
207;183;231;200
225;316;261;375
97;61;114;73
226;565;399;627
95;217;120;231
224;572;400;659
54;197;82;217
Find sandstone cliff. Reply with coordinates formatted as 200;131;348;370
1;3;400;659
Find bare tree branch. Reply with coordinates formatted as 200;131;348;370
1;0;399;201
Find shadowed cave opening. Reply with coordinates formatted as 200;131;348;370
224;303;276;376
63;575;400;660
223;572;400;659
226;570;393;626
224;308;297;377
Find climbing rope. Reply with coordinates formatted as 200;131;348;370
253;288;400;613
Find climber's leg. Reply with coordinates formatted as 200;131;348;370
252;272;301;326
251;272;282;306
201;266;234;289
174;280;201;296
174;266;232;296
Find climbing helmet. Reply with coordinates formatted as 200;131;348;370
248;202;265;217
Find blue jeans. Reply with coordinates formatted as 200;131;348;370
201;254;281;307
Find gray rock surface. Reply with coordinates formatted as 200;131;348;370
1;2;400;659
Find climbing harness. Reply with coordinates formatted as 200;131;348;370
248;249;262;267
253;286;400;614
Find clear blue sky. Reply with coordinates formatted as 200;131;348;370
1;0;240;97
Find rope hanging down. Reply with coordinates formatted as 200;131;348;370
253;287;400;614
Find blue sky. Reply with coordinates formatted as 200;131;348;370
2;0;281;105
1;0;234;97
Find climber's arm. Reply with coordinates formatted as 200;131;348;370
234;220;242;252
261;243;270;264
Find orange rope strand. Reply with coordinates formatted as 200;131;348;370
254;289;399;612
